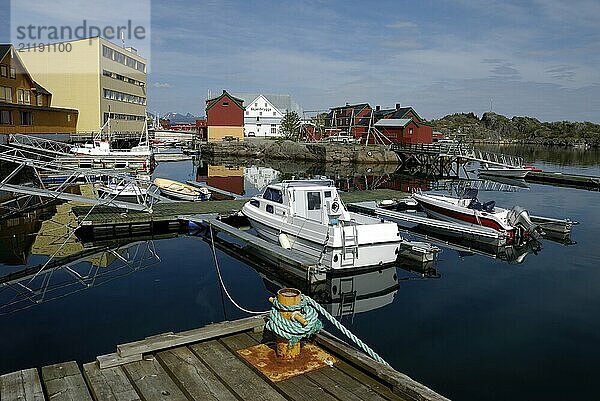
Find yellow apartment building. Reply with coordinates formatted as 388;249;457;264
19;37;147;134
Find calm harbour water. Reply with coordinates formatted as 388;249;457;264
0;145;599;401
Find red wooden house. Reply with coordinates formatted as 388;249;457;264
372;104;432;145
324;103;372;138
206;90;245;142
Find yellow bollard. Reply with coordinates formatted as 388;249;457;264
270;288;307;360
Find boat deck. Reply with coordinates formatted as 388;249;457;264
0;316;448;401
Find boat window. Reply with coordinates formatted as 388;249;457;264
266;204;274;214
250;199;260;208
324;191;331;198
307;192;321;210
263;187;283;203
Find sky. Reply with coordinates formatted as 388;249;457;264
2;0;600;122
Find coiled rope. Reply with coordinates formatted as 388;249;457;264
208;223;390;366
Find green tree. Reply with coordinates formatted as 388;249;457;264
280;111;301;141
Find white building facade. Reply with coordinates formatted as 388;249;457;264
233;93;303;137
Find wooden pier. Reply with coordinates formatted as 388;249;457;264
0;316;448;401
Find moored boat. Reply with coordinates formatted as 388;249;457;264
412;188;540;244
242;179;403;270
154;178;210;201
478;166;529;178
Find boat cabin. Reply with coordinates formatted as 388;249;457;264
253;180;350;225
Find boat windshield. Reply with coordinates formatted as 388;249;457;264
263;187;283;203
461;188;478;200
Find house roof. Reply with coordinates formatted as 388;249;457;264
0;44;11;61
206;90;245;111
374;118;412;127
33;81;51;95
329;103;370;112
231;93;303;116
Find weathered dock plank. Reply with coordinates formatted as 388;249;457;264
122;357;187;401
117;315;266;358
155;347;238;401
82;363;141;401
189;340;288;401
316;333;450;401
41;361;93;401
0;368;45;401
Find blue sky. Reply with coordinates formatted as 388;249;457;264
3;0;600;122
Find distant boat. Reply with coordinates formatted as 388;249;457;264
478;165;529;178
154;178;210;201
71;119;153;158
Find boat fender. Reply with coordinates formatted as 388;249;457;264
278;233;292;249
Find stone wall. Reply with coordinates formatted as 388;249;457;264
200;140;400;164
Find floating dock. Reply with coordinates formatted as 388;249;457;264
0;316;449;401
526;171;600;190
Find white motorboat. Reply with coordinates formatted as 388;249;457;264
242;179;403;269
478;165;529;178
154;178;211;201
97;179;148;198
71;119;154;159
412;188;540;244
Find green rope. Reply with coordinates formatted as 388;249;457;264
266;296;323;347
266;294;390;366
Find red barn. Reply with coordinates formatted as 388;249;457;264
206;90;245;142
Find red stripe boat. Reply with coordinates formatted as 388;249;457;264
412;189;540;244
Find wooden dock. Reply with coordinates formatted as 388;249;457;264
526;170;600;190
72;189;408;230
0;316;448;401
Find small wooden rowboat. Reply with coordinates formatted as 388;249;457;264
154;178;211;201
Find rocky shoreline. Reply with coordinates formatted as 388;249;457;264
200;140;400;164
431;112;600;148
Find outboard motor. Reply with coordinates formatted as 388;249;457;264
507;206;542;241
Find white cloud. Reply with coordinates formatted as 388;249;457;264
151;82;172;88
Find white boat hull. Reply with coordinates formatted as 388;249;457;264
478;167;529;178
246;216;400;270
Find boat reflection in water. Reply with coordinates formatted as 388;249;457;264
262;266;401;322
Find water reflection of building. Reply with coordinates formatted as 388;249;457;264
335;174;430;193
0;204;56;265
244;166;280;192
196;163;245;196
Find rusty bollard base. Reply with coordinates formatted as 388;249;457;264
237;343;336;382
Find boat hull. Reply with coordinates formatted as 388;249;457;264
246;216;400;270
478;168;529;178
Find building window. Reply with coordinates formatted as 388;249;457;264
24;90;31;104
102;45;146;73
255;103;258;107
9;68;15;79
222;101;229;106
0;110;12;124
37;94;43;106
246;111;249;115
271;124;277;134
103;88;146;105
67;114;71;122
409;128;413;135
264;103;267;107
17;89;24;104
0;86;12;103
259;111;262;116
273;111;277;116
0;65;6;77
20;111;33;125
